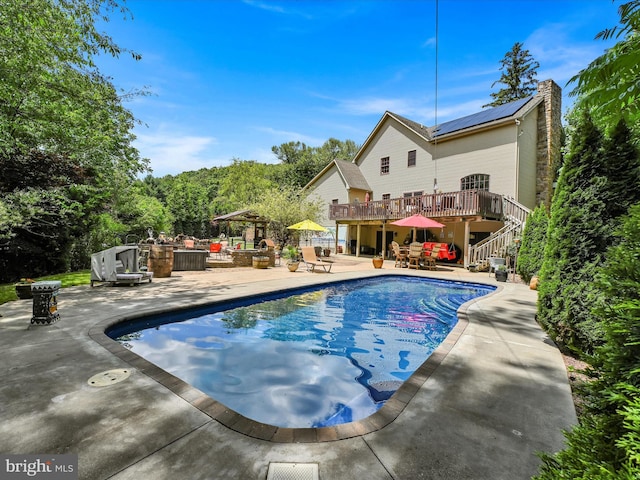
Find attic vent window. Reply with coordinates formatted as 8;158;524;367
408;150;416;167
380;156;390;175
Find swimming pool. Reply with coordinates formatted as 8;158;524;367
108;276;494;428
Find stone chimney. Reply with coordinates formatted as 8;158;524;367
536;79;562;208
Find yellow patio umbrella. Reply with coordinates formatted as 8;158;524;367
287;219;328;232
287;219;328;246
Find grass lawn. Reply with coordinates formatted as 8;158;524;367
0;271;91;305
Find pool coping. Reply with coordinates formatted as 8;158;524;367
88;275;498;443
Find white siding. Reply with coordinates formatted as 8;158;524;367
356;119;434;199
516;109;538;209
434;125;517;197
306;164;348;224
356;117;520;200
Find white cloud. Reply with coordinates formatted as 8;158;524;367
337;96;419;116
134;130;221;176
250;146;280;164
242;0;287;14
525;24;611;86
422;37;437;48
255;126;325;146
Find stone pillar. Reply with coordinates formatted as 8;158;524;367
535;79;562;209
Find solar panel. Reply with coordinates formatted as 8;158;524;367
434;96;534;137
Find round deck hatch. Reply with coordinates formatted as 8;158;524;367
88;369;131;387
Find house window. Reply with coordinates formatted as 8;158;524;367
461;174;490;191
407;150;416;167
403;191;423;198
332;199;339;204
380;157;390;175
382;193;391;201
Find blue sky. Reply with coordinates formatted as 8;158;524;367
97;0;621;177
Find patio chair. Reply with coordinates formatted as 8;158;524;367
391;241;407;268
209;242;223;259
407;242;424;269
300;246;333;273
424;244;441;270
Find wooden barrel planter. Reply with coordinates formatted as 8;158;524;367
252;256;270;269
148;245;174;278
15;283;34;299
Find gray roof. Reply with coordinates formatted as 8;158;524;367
334;159;371;191
387;112;431;140
386;95;537;141
432;96;535;137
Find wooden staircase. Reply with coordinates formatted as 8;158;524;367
468;197;530;270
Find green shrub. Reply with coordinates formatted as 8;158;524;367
534;204;640;479
516;204;548;284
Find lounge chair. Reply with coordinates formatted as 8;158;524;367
90;246;153;287
300;246;333;273
407;242;423;269
391;241;407;268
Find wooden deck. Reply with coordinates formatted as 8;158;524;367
329;190;504;222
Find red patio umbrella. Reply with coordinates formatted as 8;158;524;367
390;214;445;242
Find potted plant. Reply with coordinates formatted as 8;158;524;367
15;278;36;299
495;264;508;282
372;254;384;269
282;245;300;272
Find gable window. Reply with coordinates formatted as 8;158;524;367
461;174;490;191
407;150;416;167
380;156;390;175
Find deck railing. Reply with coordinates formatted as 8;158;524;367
328;190;504;222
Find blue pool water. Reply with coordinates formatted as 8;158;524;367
108;276;494;428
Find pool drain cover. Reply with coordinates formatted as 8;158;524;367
88;369;131;387
266;463;318;480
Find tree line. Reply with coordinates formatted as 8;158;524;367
0;0;358;283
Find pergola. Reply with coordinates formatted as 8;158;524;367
212;209;269;245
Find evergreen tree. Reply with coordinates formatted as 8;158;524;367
516;204;548;284
602;119;640;220
537;112;608;354
483;42;539;108
535;204;640;479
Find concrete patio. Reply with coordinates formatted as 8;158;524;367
0;255;576;479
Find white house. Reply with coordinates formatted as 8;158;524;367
304;80;562;267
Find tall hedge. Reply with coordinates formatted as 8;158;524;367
516;204;548;284
535;204;640;479
537;112;609;354
537;114;640;355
